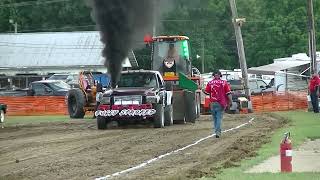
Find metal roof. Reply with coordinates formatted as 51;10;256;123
248;61;310;75
0;31;138;69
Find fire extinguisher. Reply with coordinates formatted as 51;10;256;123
280;132;292;172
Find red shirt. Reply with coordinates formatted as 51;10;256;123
205;78;231;108
309;75;320;92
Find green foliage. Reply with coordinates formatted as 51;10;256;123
0;0;94;32
0;0;319;72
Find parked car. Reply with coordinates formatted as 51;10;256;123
248;78;274;95
48;73;79;87
27;80;71;96
0;103;7;123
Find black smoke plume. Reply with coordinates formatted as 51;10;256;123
90;0;154;88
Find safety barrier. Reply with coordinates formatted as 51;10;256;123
251;91;308;112
0;91;308;116
0;96;68;116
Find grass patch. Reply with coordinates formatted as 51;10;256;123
5;115;94;126
204;111;320;180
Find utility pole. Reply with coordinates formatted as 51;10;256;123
307;0;317;75
201;38;205;73
152;0;158;36
229;0;250;97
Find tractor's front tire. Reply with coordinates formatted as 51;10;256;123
67;88;85;118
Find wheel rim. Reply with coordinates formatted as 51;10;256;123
0;110;4;123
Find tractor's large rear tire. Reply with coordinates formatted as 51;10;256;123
154;104;164;128
164;105;173;126
97;116;107;130
67;88;85;118
185;91;197;123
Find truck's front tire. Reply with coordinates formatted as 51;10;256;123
154;104;164;128
67;89;85;118
97;116;107;130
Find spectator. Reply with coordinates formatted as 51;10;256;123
204;70;232;138
309;73;320;113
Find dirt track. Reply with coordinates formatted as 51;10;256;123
0;114;286;180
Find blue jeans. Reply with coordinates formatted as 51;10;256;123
211;102;223;135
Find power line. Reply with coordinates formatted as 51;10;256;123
0;0;73;8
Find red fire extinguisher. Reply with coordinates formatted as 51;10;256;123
280;132;292;172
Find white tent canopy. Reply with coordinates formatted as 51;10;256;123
248;61;310;75
248;53;320;75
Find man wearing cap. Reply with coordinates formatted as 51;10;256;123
309;72;320;113
204;70;232;138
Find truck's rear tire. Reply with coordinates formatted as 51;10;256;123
154;104;164;128
0;110;5;123
67;89;85;118
164;105;173;126
97;116;107;130
185;91;196;123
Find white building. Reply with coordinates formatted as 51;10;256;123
0;31;138;88
0;31;138;76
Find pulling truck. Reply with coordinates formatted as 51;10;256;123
146;35;202;123
96;70;173;129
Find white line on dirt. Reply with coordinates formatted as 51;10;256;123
95;117;255;180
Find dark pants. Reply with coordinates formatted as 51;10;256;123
310;91;319;113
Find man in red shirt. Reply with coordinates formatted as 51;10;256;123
309;73;320;113
204;70;232;138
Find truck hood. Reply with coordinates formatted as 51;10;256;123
109;87;157;96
